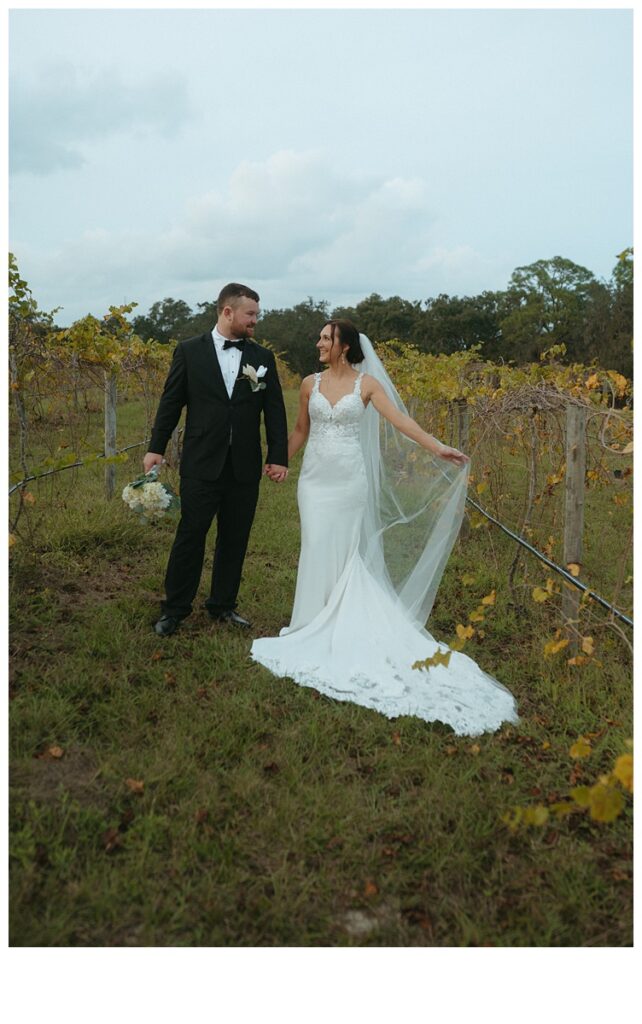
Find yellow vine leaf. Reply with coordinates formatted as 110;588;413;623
481;590;496;606
522;805;549;827
566;563;581;577
501;808;522;832
581;636;595;656
588;783;625;823
585;373;600;389
544;637;569;656
569;737;591;760
461;573;477;586
547;469;565;486
476;481;488;495
456;624;475;641
570;786;592;808
532;587;550;603
621;441;633;455
612;754;633;793
567;655;590;667
412;649;452;671
468;608;485;622
550;801;576;819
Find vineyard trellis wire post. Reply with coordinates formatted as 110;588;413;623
457;398;470;539
104;371;117;500
562;403;587;652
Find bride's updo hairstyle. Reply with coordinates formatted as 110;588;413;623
325;319;365;364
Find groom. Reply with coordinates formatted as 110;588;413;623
143;283;289;636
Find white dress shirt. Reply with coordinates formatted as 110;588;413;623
212;326;243;398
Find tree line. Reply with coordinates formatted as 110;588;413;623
127;250;631;379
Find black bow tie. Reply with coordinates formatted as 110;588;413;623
223;337;245;350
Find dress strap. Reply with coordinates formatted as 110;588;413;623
312;372;321;394
354;371;364;397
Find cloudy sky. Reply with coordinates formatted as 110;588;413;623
8;4;633;326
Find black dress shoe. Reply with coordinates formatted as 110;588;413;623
209;609;252;629
153;615;183;636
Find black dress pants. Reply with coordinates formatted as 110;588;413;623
161;452;260;619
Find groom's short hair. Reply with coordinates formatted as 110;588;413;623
217;283;260;314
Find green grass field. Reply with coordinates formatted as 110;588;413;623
9;391;632;946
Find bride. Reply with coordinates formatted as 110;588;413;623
251;320;518;736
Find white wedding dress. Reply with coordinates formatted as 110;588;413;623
251;370;519;736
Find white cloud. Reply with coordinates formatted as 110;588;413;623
10;61;192;175
12;149;505;323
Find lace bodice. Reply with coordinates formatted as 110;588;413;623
306;372;366;455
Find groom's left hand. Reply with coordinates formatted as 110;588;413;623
264;464;288;483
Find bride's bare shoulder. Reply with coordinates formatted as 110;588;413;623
300;374;316;393
360;373;381;395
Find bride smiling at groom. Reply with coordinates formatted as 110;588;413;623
253;319;519;736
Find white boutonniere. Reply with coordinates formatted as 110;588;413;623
242;364;267;392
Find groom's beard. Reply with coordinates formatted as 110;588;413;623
232;326;255;340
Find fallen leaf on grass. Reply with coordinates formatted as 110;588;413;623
363;879;379;898
456;623;475;640
412;649;451;670
469;744;481;756
587;783;625;822
569;737;591;760
102;828;123;854
612;754;633;793
391;731;401;746
544;637;569;656
125;778;144;794
48;745;64;759
326;836;343;850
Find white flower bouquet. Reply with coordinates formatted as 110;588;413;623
122;466;180;523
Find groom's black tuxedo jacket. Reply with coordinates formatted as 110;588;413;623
149;333;289;483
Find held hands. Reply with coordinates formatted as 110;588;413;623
264;463;288;483
436;445;470;467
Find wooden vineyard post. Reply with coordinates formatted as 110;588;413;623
104;371;117;500
457;399;470;456
562;404;587;650
457;399;470;539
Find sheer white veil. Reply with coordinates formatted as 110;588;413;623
357;333;469;628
